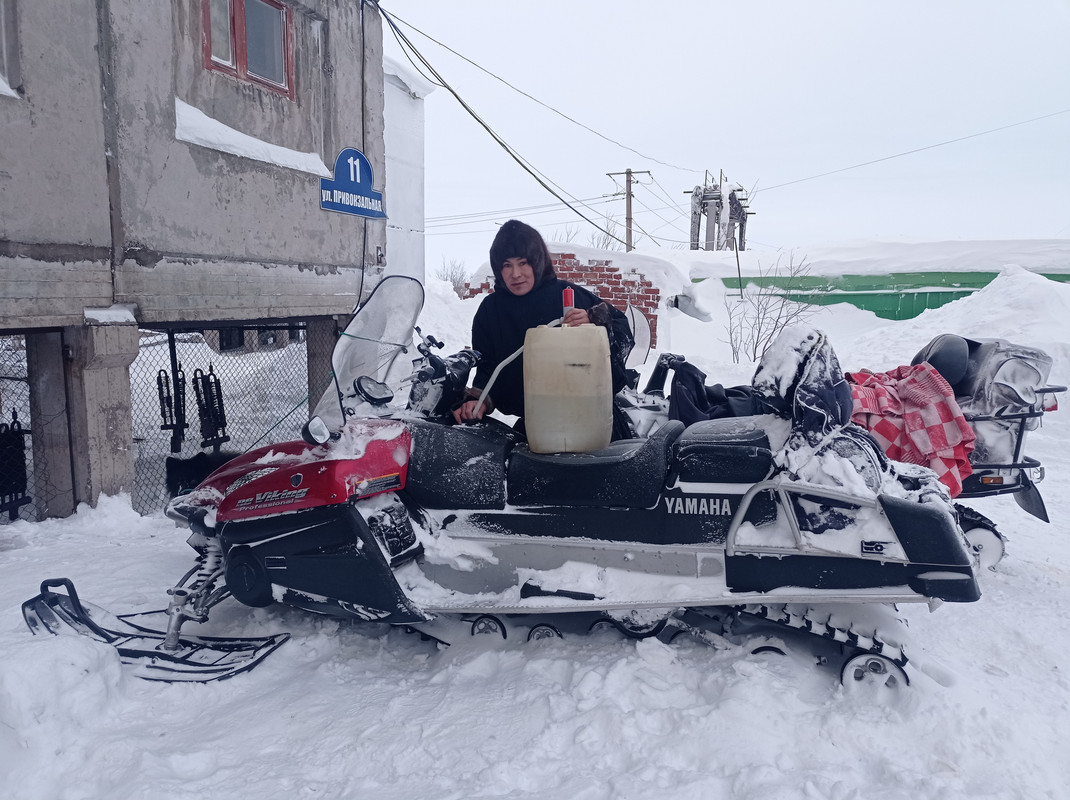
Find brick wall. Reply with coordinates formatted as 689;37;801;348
462;252;660;347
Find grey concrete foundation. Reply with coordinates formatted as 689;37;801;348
62;324;140;506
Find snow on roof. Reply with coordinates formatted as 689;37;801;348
383;54;437;99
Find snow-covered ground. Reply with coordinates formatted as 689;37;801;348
2;245;1070;800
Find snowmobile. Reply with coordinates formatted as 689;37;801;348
23;275;982;689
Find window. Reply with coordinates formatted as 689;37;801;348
203;0;293;99
0;0;20;97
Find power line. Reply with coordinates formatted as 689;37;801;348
382;7;700;175
425;198;621;229
649;173;691;214
426;194;620;225
375;2;630;248
759;108;1070;193
633;178;691;232
384;5;1069;250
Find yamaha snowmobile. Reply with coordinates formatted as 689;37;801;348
24;276;982;689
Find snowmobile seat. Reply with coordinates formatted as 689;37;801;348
911;334;970;390
507;420;686;509
404;418;521;509
912;334;1054;407
671;417;775;484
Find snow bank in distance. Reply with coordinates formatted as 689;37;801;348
535;239;1070;289
801;239;1070;276
838;267;1070;383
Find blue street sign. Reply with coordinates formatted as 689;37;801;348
320;148;387;219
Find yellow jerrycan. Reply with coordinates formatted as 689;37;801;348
523;323;613;453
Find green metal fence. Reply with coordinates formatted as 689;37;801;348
721;272;1070;320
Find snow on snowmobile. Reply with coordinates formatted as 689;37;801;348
23;276;982;689
845;334;1064;569
914;334;1062;567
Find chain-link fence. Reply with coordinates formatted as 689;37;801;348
130;322;338;515
1;335;39;522
1;322;339;523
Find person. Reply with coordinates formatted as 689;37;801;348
452;219;635;438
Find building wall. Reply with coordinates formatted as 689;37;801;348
0;0;387;331
0;0;390;515
0;0;114;329
383;56;434;283
113;0;385;324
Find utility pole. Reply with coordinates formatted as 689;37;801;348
687;170;753;252
607;169;650;251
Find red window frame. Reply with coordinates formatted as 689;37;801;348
202;0;295;100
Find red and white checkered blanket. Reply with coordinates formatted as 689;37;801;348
846;363;976;496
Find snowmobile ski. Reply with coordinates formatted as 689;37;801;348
22;578;289;682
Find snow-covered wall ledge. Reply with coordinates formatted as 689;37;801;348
84;303;139;325
174;98;330;177
0;75;18;98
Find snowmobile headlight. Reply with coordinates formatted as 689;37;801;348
991;358;1042;407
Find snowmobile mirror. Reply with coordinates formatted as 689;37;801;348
301;416;332;445
355;375;394;406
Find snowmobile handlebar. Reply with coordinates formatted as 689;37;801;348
642;352;686;396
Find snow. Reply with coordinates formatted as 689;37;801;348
174;98;331;178
83;303;138;325
383;54;438;100
3;242;1070;799
0;75;16;99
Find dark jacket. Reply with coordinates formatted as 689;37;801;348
471;278;634;418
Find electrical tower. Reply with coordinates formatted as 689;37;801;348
689;171;752;251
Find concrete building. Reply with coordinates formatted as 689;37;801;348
0;0;389;517
383;54;434;283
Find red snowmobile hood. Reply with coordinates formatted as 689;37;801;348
184;419;412;523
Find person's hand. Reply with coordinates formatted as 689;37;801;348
563;307;590;327
452;397;488;424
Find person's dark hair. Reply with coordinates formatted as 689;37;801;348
489;219;557;292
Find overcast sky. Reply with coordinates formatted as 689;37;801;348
379;0;1070;274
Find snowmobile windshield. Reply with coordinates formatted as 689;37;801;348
310;276;425;431
958;339;1054;415
991;358;1043;407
